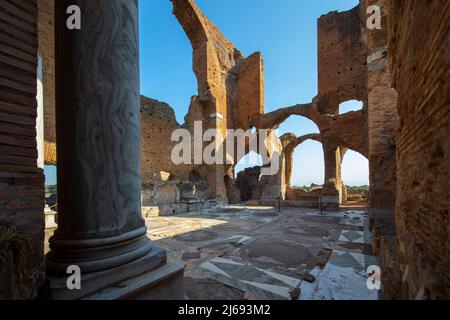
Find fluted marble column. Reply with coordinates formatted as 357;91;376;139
47;0;160;274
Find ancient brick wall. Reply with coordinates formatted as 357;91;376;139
140;96;219;207
367;0;398;213
172;0;268;202
364;0;401;298
0;0;45;299
387;0;450;299
140;96;196;183
237;52;264;129
259;130;286;203
317;3;367;114
37;0;56;165
316;3;369;202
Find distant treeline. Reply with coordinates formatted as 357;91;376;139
46;185;57;193
292;184;369;194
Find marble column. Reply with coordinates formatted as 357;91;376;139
47;0;163;275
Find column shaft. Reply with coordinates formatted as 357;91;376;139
47;0;153;274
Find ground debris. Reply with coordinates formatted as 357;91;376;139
289;287;301;300
302;273;316;283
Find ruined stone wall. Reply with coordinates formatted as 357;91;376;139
37;0;56;166
387;0;450;299
140;96;195;182
140;96;214;206
237;52;264;129
169;1;371;205
232;130;286;204
172;0;268;202
366;0;398;211
364;0;400;298
318;3;368;114
316;3;369;201
259;130;286;203
0;0;45;299
173;0;241;201
235;166;261;201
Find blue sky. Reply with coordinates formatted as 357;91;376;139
45;0;369;187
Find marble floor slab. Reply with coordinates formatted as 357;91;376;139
340;217;364;227
328;249;379;272
338;230;366;244
196;257;301;300
299;264;379;300
137;204;378;300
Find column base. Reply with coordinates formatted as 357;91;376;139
47;246;184;300
86;260;185;300
46;227;154;274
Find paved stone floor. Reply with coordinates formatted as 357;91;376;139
44;204;379;300
146;205;380;300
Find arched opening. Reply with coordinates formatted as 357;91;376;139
341;150;369;203
277;116;323;198
233;151;264;201
290;140;324;189
234;151;263;177
339;100;363;115
278;115;320;138
139;1;196;124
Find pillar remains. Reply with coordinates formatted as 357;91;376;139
46;0;184;299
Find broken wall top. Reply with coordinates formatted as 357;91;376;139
172;0;264;128
318;4;368;114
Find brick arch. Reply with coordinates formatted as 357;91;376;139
282;134;322;188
